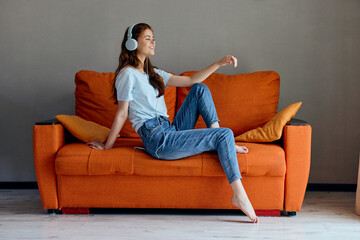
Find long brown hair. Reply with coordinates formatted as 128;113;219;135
112;23;165;104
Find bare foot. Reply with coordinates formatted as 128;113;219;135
235;145;248;154
232;195;259;223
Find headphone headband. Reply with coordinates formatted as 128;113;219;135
127;24;136;39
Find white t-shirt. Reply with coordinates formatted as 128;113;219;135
115;67;173;133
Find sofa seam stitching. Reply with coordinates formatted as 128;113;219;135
87;149;91;176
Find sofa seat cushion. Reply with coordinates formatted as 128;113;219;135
55;139;141;176
56;139;285;178
203;142;286;177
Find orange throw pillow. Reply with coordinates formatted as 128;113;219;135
55;114;119;142
234;102;302;142
74;70;177;138
178;71;280;136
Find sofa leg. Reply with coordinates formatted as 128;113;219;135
62;208;90;214
254;210;281;216
47;208;90;214
281;211;297;216
47;209;62;214
287;211;296;216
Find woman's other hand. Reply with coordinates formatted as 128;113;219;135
86;140;106;150
217;55;237;68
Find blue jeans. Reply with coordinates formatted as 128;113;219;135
137;83;242;184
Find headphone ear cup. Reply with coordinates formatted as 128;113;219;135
125;38;138;51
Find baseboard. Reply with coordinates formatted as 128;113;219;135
306;183;356;192
0;182;38;189
0;182;357;192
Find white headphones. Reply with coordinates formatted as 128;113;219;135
125;23;149;75
125;24;138;51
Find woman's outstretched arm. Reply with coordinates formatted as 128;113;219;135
167;55;237;87
86;100;129;150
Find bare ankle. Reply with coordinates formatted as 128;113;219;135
210;121;220;128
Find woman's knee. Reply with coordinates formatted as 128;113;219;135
219;127;234;139
191;83;209;94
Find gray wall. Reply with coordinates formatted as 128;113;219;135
1;0;359;183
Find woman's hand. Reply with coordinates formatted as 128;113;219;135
217;55;238;68
86;140;106;150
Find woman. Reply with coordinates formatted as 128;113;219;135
86;23;259;223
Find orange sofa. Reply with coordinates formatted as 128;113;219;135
33;70;311;216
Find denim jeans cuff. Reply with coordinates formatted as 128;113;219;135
229;176;242;185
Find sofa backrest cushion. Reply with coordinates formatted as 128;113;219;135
177;71;280;136
75;70;177;138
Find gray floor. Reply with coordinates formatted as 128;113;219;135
0;190;359;240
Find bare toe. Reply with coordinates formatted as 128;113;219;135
235;145;248;154
232;195;259;223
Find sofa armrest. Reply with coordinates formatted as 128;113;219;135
283;121;312;212
33;119;65;210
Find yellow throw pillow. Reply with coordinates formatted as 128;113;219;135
55;115;119;142
234;102;302;142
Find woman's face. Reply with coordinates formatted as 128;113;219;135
136;28;155;57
